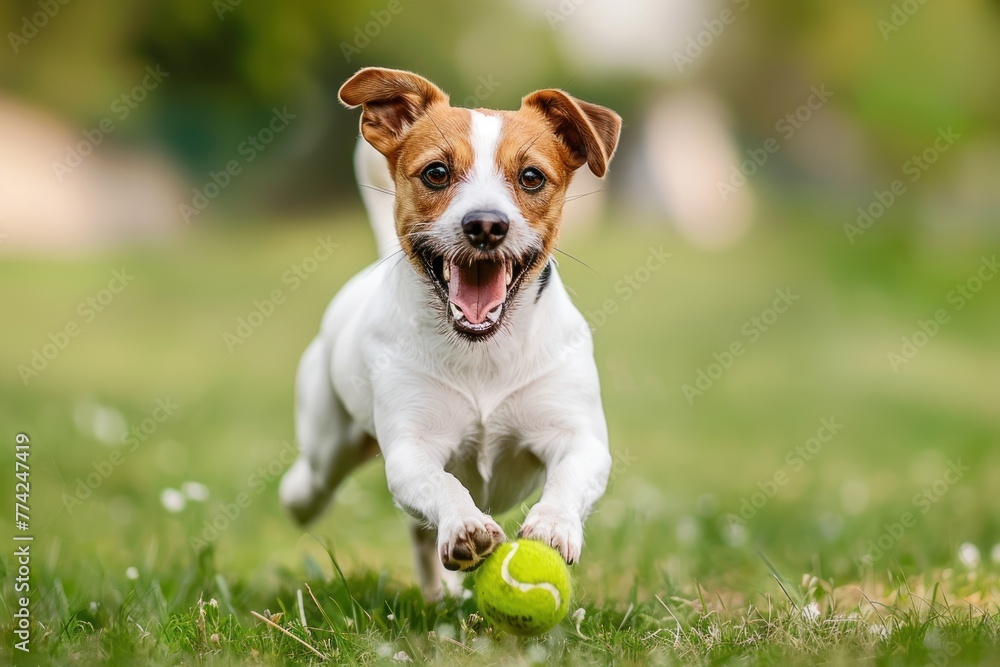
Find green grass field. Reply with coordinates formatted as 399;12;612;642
1;210;999;665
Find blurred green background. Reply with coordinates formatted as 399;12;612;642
1;0;999;615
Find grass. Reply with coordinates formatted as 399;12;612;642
1;207;998;664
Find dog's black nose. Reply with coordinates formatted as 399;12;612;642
461;211;509;250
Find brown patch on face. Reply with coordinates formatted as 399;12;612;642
494;107;582;276
519;89;622;178
388;105;474;269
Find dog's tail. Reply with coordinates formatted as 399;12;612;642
354;137;399;259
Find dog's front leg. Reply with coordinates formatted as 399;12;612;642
520;432;612;565
383;440;505;571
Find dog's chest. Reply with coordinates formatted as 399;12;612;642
445;426;545;515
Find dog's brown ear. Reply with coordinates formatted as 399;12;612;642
339;67;448;156
521;89;622;177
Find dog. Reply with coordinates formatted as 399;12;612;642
279;67;621;600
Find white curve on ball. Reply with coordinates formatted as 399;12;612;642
500;542;561;611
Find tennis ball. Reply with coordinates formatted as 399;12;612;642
474;539;571;636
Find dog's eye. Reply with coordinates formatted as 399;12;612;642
519;167;545;192
421;162;450;190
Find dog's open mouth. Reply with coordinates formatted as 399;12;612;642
418;250;537;338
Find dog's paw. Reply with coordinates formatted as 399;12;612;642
438;513;505;572
519;504;583;565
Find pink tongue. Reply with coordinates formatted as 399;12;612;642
449;259;506;324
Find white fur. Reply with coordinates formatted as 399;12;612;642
280;128;611;600
353;138;398;259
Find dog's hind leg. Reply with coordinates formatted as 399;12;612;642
410;522;463;602
280;337;376;525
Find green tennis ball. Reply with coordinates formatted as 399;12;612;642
474;539;571;636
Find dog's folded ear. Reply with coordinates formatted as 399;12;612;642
340;68;448;156
521;90;622;178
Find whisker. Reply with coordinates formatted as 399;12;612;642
555;247;601;277
368;248;405;274
426;114;456;157
565;189;605;202
358;183;395;197
400;222;439;239
516;129;549;164
401;230;438;240
389;251;409;274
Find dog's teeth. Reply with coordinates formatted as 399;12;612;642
450;303;463;320
442;263;450;283
486;304;502;323
505;265;513;286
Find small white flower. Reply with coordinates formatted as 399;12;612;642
160;488;186;513
801;602;821;622
724;522;748;546
182;481;209;502
434;623;456;639
839;478;870;515
676;515;700;544
386;613;395;621
869;623;890;639
73;399;127;445
958;542;981;569
391;651;412;663
125;566;139;580
572;607;587;637
525;644;548;663
92;405;127;445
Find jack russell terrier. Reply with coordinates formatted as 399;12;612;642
280;67;621;600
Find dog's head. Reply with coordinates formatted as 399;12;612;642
340;67;621;340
